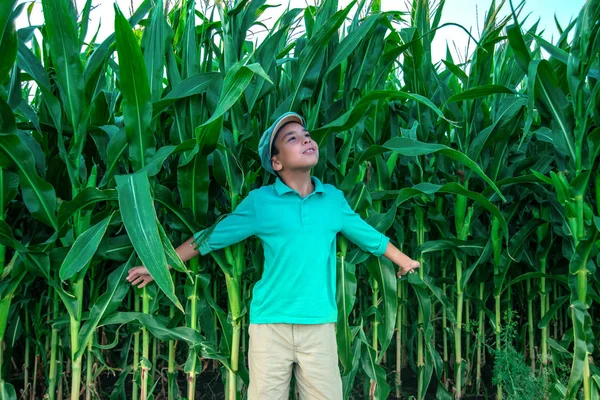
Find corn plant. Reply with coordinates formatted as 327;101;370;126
0;0;598;399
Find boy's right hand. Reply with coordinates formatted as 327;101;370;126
127;266;155;288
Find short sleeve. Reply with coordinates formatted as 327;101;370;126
339;192;390;256
191;191;258;255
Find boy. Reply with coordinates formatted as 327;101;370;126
127;111;420;399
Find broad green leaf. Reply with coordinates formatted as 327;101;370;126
342;334;362;399
495;219;544;296
192;63;270;158
141;0;166;102
359;331;390;400
566;301;594;398
98;127;127;188
57;187;118;229
530;33;600;80
114;3;154;171
99;311;228;366
0;220;26;253
312;90;455;145
336;257;357;373
418;238;487;256
246;26;287;111
178;153;210;225
78;0;92;45
506;23;531;74
460;239;492;292
506;272;568;289
538;295;569;329
441;59;468;84
75;252;135;360
0;1;17;52
0;131;58;230
325;13;382;75
156;219;192;280
420;273;456;324
359;138;506;202
41;0;84;136
527;59;576;163
0;382;16;400
153;183;202;234
0;168;18;210
0;97;15;134
289;1;355;109
407;268;438;395
568;232;598;304
364;256;396;363
445;84;519;103
152;73;220;116
481;173;549;197
365;206;396;234
97;235;134;262
16;40;63;130
59;211;116;281
0;257;26;341
83;0;152;98
199;63;272;127
115;171;183;312
0;0;18;83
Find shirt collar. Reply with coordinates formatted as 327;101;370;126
275;176;325;196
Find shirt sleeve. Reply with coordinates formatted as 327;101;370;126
339;191;390;257
191;191;257;256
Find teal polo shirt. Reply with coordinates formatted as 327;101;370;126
191;176;390;324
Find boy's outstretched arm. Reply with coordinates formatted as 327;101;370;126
127;191;258;288
339;192;419;278
127;237;200;288
382;241;420;278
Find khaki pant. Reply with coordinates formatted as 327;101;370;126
247;323;343;400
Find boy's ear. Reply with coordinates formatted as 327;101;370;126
271;156;283;172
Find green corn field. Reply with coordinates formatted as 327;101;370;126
0;0;598;398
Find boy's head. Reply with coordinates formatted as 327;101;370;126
259;112;319;177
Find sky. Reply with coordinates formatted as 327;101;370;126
14;0;585;63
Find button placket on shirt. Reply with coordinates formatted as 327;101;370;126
299;198;306;225
299;191;316;226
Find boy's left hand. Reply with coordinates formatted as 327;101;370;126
397;260;420;278
127;265;154;288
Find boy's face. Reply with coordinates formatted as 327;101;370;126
271;122;319;174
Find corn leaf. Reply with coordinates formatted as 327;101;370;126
364;256;396;363
75;251;135;359
359;328;390;399
336;257;357;373
141;0;166;102
0;130;58;231
59;211;116;281
99;311;228;367
359;138;506;202
57;187;118;229
115;171;183;312
114;3;154;171
41;0;84;135
0;0;18;83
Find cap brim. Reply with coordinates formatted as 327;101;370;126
268;114;304;158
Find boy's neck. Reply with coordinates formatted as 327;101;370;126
278;170;314;198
